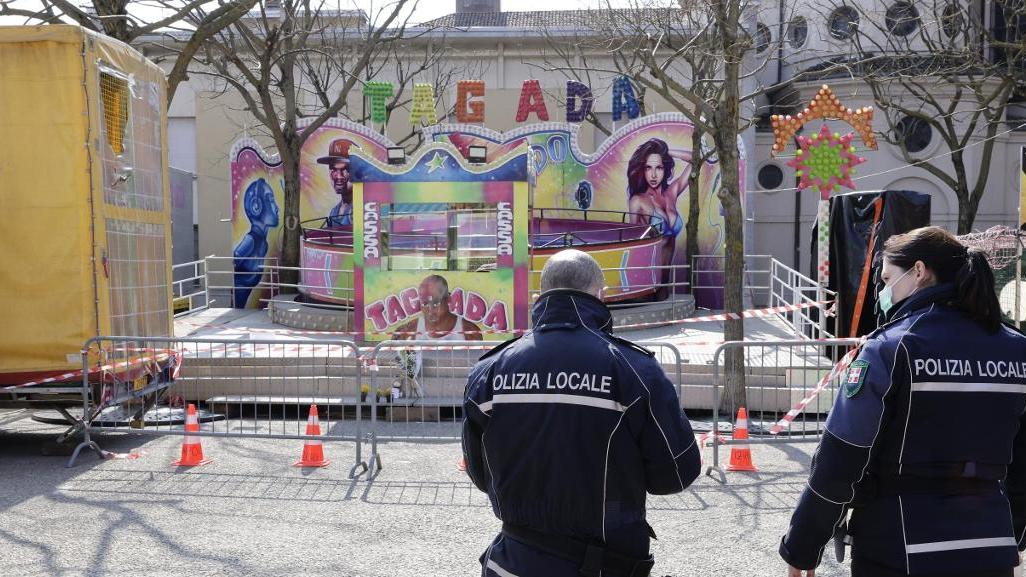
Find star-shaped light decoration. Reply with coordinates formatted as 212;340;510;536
786;124;866;199
425;151;447;173
771;85;877;157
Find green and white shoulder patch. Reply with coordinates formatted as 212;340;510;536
843;359;869;398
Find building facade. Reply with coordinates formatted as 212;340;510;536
151;0;1026;277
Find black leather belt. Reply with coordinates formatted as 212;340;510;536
501;522;655;577
874;475;1001;497
874;461;1006;480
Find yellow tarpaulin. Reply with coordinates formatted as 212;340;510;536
0;26;171;379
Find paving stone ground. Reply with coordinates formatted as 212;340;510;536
0;409;844;577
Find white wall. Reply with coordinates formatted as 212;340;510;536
169;118;197;175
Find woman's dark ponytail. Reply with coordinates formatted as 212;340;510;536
955;247;1002;333
883;226;1003;332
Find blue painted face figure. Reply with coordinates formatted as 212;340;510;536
243;178;279;232
261;181;280;228
234;178;279;307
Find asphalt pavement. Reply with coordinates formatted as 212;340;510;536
1;408;840;577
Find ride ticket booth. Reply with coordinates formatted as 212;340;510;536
351;144;531;342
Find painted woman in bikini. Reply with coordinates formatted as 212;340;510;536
626;138;694;299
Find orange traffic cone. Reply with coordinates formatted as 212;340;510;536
727;407;758;472
293;404;330;468
172;404;212;467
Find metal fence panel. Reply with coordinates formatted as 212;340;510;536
172;259;208;316
768;259;837;340
68;336;366;476
361;339;685;480
706;338;862;483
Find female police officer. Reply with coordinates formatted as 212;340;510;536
780;226;1026;577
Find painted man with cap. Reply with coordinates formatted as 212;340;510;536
463;249;702;577
317;138;353;227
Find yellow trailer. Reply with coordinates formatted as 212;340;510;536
0;25;172;399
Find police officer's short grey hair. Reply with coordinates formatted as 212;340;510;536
540;249;604;295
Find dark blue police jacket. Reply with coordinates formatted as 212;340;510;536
780;283;1026;574
463;289;702;577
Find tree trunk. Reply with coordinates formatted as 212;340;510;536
278;50;302;293
685;129;703;280
715;4;746;417
719;170;747;416
952;152;975;235
97;1;131;42
957;193;977;235
280;144;302;292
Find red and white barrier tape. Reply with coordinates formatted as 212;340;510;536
4;351;179;391
768;346;860;435
697;430;726;447
102;449;147;460
696;430;729;466
4;370;89;390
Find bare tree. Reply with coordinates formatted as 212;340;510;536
812;0;1026;233
194;0;472;287
540;6;723;278
538;0;779;412
0;0;259;102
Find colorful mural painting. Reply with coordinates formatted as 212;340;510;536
427;112;740;306
351;144;531;341
229;113;741;314
229;120;392;308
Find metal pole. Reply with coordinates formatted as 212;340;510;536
204;256;212;309
1017;233;1023;330
793;137;802;270
67;341;103;467
352;347;366;479
707;343;725;484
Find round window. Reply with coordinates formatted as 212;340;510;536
789;16;809;48
828;6;859;40
755;22;772;54
941;2;964;38
758;164;785;190
894;116;932;153
886;1;920;37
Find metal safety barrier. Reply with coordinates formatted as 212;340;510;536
691;254;772;306
360;339;686;480
175;253;808;317
705;338;861;483
768;259;837;340
67;336;371;477
172;259;209;317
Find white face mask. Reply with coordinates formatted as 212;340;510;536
879;268;914;315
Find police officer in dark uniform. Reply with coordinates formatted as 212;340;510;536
463;249;702;577
781;226;1026;577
